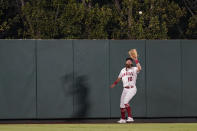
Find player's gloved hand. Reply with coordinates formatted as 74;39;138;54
128;49;138;60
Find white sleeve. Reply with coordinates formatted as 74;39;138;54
118;70;122;78
135;67;139;74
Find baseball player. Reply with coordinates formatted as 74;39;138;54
110;49;141;123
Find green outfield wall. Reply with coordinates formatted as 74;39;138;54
0;40;196;119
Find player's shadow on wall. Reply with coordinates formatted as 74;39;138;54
74;75;90;118
62;73;90;118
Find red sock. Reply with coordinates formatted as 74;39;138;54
120;108;126;119
125;104;132;117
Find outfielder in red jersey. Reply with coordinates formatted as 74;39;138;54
110;57;141;123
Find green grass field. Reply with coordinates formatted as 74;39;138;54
0;123;197;131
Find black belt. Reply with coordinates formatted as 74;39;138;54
124;86;134;89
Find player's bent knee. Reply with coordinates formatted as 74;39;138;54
124;103;130;107
120;108;126;112
120;104;125;108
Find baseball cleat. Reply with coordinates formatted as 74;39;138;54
117;119;127;123
126;117;134;122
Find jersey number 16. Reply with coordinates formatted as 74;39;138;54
128;77;132;82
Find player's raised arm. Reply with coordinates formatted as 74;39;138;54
134;58;141;73
110;78;121;88
128;49;141;73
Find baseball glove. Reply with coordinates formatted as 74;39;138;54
128;49;138;60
